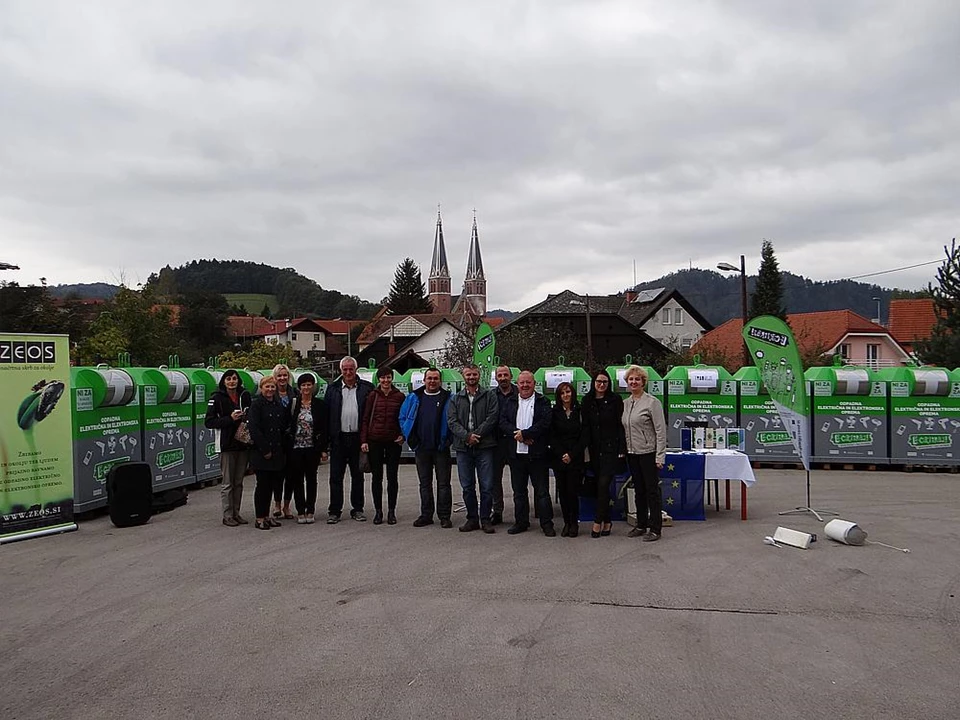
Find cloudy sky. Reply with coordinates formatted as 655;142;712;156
1;1;957;311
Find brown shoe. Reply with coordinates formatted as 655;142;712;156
643;532;661;542
222;517;239;527
233;515;249;525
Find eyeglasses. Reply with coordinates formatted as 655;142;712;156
595;379;609;385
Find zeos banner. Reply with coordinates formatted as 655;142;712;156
473;322;496;388
0;333;78;543
742;317;811;471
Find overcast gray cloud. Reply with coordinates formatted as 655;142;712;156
1;0;957;310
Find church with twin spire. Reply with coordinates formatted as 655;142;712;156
428;207;486;318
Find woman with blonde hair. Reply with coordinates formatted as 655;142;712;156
621;365;666;542
248;375;290;530
271;363;297;519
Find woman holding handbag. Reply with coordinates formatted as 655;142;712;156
248;375;290;530
360;367;406;525
204;369;252;527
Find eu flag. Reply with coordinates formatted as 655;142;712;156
660;453;706;521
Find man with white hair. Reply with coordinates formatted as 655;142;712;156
324;356;374;524
499;370;555;536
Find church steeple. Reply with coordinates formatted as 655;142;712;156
428;205;451;313
462;210;486;316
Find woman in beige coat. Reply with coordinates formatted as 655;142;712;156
621;365;666;542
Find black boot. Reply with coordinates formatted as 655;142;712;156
373;509;384;525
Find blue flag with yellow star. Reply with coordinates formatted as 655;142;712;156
660;453;706;521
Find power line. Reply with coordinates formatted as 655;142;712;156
845;258;942;280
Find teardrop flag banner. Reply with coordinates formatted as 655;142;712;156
473;322;496;388
742;316;811;471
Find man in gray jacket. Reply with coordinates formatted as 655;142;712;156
447;364;500;533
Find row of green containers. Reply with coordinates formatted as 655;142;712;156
369;360;960;466
655;363;960;466
71;363;467;512
71;366;320;512
524;359;960;467
72;360;960;512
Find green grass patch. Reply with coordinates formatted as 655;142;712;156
224;293;279;315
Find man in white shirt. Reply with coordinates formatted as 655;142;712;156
498;371;555;536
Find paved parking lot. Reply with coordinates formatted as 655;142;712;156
2;465;959;719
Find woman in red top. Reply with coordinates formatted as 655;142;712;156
360;367;406;525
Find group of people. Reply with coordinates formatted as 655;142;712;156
205;358;667;540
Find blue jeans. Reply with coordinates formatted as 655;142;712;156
456;447;495;521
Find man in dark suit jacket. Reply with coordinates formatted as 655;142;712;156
324;356;374;523
499;370;555;536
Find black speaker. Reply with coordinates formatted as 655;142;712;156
106;462;153;528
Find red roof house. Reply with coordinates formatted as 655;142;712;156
695;310;912;369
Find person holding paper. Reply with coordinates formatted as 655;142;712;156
621;365;667;542
204;369;252;527
581;370;626;538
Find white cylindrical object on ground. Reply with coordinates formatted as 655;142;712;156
825;519;868;545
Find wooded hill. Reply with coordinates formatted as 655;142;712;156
631;269;930;327
48;261;930;325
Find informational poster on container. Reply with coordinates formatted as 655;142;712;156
0;333;77;543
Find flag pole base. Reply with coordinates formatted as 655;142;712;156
778;507;839;523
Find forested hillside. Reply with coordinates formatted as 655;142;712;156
631;269;930;327
147;260;379;318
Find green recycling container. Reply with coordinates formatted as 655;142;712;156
605;359;663;403
180;368;221;482
125;367;197;490
663;364;737;448
71;366;143;512
534;360;591;402
733;366;800;462
880;366;960;465
806;365;888;464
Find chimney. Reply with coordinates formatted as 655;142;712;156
388;324;396;357
625;291;637;303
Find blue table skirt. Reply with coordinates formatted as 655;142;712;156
579;455;706;522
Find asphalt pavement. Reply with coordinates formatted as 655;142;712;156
2;465;958;720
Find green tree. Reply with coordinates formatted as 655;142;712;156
77;312;127;365
217;340;298;370
386;258;432;315
916;239;960;367
436;328;474;369
0;282;65;332
176;290;231;364
496;320;584;371
749;240;787;320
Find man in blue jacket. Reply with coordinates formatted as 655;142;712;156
499;370;555;536
399;368;453;528
324;356;374;523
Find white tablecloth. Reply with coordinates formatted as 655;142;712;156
702;449;756;487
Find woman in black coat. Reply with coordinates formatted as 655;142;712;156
549;381;585;538
204;369;253;527
248;375;289;530
288;372;330;524
580;370;626;538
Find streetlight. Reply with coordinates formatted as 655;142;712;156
717;255;750;368
569;295;594;371
872;297;882;325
